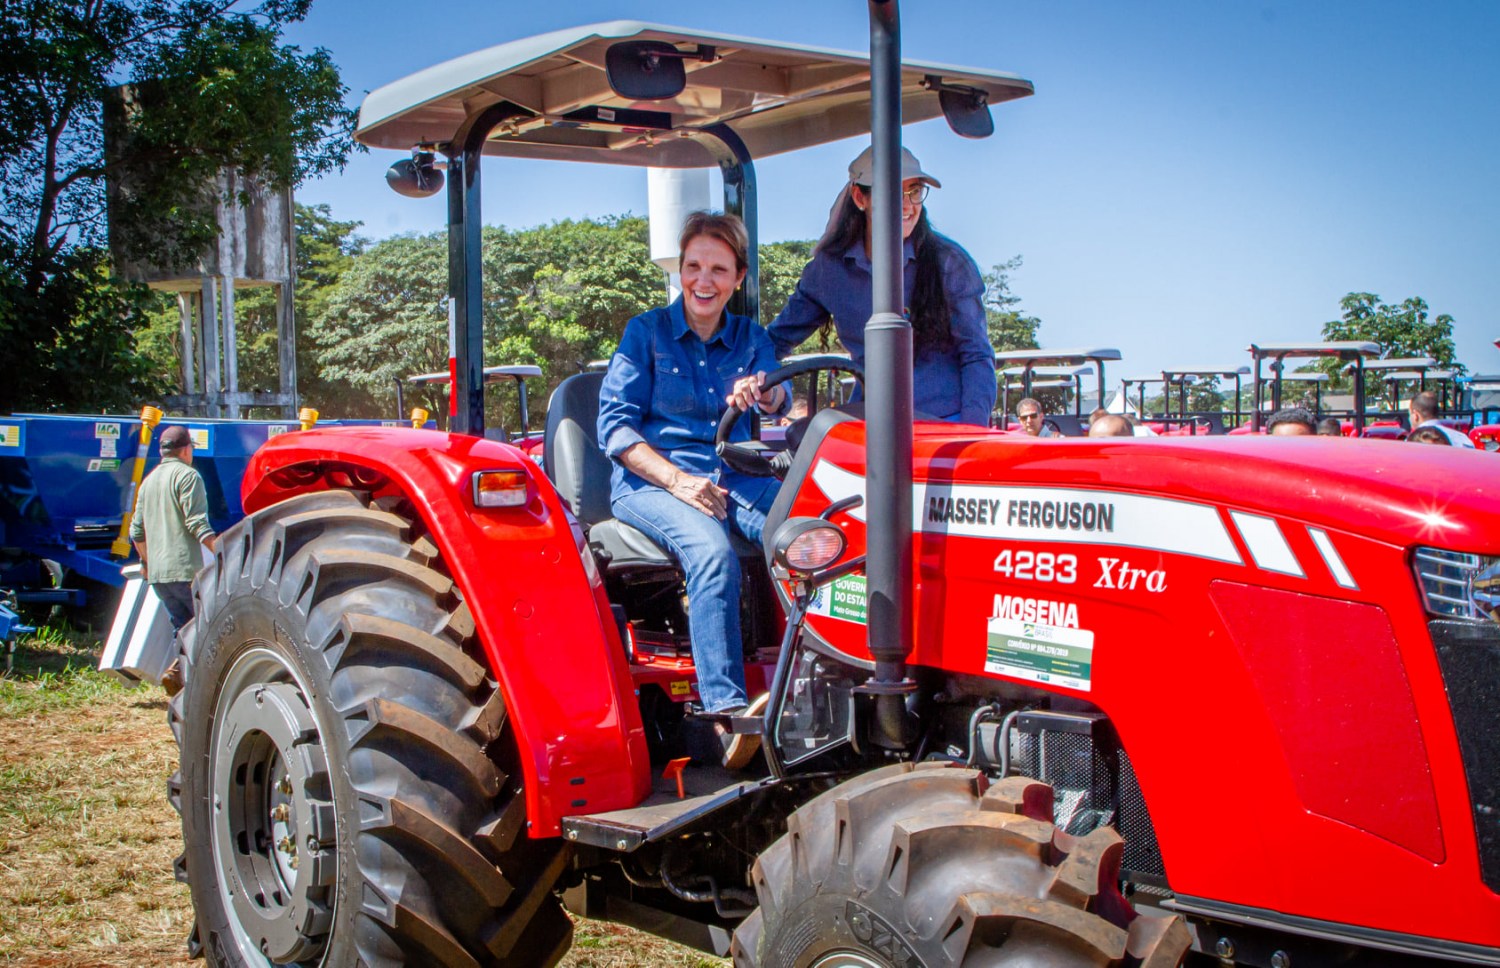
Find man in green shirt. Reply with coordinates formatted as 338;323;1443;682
129;425;218;634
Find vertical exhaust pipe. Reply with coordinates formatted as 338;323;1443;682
859;0;917;749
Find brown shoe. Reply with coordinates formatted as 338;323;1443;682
718;693;770;770
160;658;184;698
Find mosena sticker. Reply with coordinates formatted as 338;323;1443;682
985;616;1094;692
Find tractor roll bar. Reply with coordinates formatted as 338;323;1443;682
1160;366;1250;427
1248;342;1379;433
995;348;1121;399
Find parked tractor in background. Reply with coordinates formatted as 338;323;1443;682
167;8;1500;968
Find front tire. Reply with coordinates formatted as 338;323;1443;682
733;763;1189;967
171;490;572;966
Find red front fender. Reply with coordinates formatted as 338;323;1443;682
243;426;651;837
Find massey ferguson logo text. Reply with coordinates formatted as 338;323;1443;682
925;497;1116;532
1006;499;1115;532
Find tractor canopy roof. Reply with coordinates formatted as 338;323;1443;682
1248;341;1380;361
1355;356;1439;371
994;348;1122;369
407;365;544;385
1161;365;1251;379
354;21;1033;166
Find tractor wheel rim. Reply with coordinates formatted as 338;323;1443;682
211;646;335;965
811;951;888;968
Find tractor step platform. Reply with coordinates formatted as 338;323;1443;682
562;762;772;853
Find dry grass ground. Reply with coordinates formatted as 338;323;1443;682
0;630;724;967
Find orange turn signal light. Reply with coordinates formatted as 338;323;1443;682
472;469;528;508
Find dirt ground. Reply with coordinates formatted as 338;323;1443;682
0;633;725;967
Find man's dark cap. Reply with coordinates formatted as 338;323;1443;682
159;425;193;453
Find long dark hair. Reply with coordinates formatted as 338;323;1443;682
816;185;954;353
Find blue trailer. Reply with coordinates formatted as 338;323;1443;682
0;414;317;634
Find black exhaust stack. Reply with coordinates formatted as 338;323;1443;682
858;0;918;749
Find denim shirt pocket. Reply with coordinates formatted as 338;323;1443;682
654;354;697;416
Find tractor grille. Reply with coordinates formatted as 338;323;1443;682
1429;619;1500;894
1009;710;1167;889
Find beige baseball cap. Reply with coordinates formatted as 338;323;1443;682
847;145;941;189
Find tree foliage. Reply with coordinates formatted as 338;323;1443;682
308;217;667;427
1321;292;1461;368
1317;292;1463;402
984;255;1042;353
0;0;353;413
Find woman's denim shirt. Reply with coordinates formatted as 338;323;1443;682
598;298;785;509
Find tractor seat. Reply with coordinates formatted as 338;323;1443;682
544;372;758;571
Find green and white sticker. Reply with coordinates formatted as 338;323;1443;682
807;573;868;625
87;458;121;472
95;422;121;439
985;617;1094;692
0;425;19;448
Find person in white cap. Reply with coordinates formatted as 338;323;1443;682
767;145;996;426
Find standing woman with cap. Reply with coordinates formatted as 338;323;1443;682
767;145;997;426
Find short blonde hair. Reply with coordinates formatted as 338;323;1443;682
679;211;749;273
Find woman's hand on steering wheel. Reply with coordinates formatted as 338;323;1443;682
715;355;865;478
726;371;785;415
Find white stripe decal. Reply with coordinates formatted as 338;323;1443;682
1308;527;1358;589
809;460;1243;564
1231;511;1304;577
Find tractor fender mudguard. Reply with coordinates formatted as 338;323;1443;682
241;426;651;837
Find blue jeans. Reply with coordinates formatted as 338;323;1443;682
613;483;776;713
153;581;195;632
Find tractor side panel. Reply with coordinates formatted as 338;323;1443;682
782;423;1500;949
242;427;652;837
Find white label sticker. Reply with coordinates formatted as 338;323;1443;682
100;438;118;458
0;425;20;448
267;425;288;438
986;617;1095;692
189;428;210;450
95;422;121;439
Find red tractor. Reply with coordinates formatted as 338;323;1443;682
169;8;1500;967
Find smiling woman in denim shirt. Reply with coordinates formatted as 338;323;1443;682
597;212;785;766
768;145;997;426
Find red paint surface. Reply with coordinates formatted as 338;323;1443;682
243;427;650;836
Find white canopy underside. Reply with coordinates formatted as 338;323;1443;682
355;21;1034;167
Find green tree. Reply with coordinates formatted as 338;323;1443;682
1318;292;1464;407
984;255;1042;353
489;216;663;394
308;216;665;428
1322;292;1462;367
0;0;353;413
757;239;814;324
310;232;449;420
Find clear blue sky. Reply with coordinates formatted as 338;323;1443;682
283;1;1500;377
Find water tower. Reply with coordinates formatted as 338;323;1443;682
105;86;298;419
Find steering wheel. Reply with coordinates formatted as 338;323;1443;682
715;355;865;478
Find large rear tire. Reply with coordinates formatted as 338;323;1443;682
170;490;572;967
732;763;1189;968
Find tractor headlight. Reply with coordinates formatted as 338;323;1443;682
773;518;847;575
1413;547;1500;622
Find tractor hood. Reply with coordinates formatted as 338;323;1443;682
906;429;1500;555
